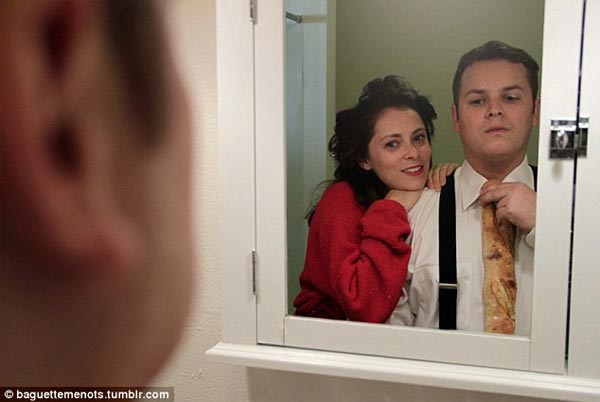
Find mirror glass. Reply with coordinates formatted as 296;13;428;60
285;0;544;334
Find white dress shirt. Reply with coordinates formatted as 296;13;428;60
388;158;535;335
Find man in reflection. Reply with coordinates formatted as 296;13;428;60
0;0;193;385
390;41;539;335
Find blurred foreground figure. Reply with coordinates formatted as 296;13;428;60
0;0;193;385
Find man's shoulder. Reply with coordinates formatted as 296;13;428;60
409;188;440;221
420;187;441;203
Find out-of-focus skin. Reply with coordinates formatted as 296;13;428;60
0;0;193;386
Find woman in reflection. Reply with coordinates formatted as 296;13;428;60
294;75;437;323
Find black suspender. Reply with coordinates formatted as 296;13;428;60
530;165;537;189
437;166;537;330
438;172;457;330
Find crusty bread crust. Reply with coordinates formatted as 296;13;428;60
482;180;517;334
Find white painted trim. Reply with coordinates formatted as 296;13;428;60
255;0;288;345
216;0;257;344
529;0;582;373
284;316;530;370
568;0;600;379
206;342;600;402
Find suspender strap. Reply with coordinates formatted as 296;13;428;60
438;172;457;330
530;164;538;190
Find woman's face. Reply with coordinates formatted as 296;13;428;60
360;107;431;191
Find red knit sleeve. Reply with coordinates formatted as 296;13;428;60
294;182;411;323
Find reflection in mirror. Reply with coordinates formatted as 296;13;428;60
286;0;544;336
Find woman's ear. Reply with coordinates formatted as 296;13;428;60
359;159;372;171
0;0;141;277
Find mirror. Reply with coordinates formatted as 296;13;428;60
285;0;545;333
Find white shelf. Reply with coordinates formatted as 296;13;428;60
206;342;600;402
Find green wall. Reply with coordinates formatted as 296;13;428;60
334;0;544;168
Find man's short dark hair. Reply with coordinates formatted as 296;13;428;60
452;40;540;107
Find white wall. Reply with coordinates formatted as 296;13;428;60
155;1;563;401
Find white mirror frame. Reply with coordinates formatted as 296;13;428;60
568;0;600;380
208;0;600;400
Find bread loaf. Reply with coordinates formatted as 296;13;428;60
482;180;517;334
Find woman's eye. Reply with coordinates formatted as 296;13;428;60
385;141;399;149
413;134;426;143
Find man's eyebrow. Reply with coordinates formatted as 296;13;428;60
464;85;526;97
464;88;486;97
502;84;526;92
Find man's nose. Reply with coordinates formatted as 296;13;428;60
486;99;504;117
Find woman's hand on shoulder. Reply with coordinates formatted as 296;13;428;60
385;189;422;212
426;162;460;191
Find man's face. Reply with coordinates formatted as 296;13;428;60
452;60;539;169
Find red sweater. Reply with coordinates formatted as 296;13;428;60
293;181;411;323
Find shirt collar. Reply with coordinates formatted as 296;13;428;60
457;157;534;211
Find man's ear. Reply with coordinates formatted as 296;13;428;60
0;0;141;277
451;104;461;133
532;97;541;127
